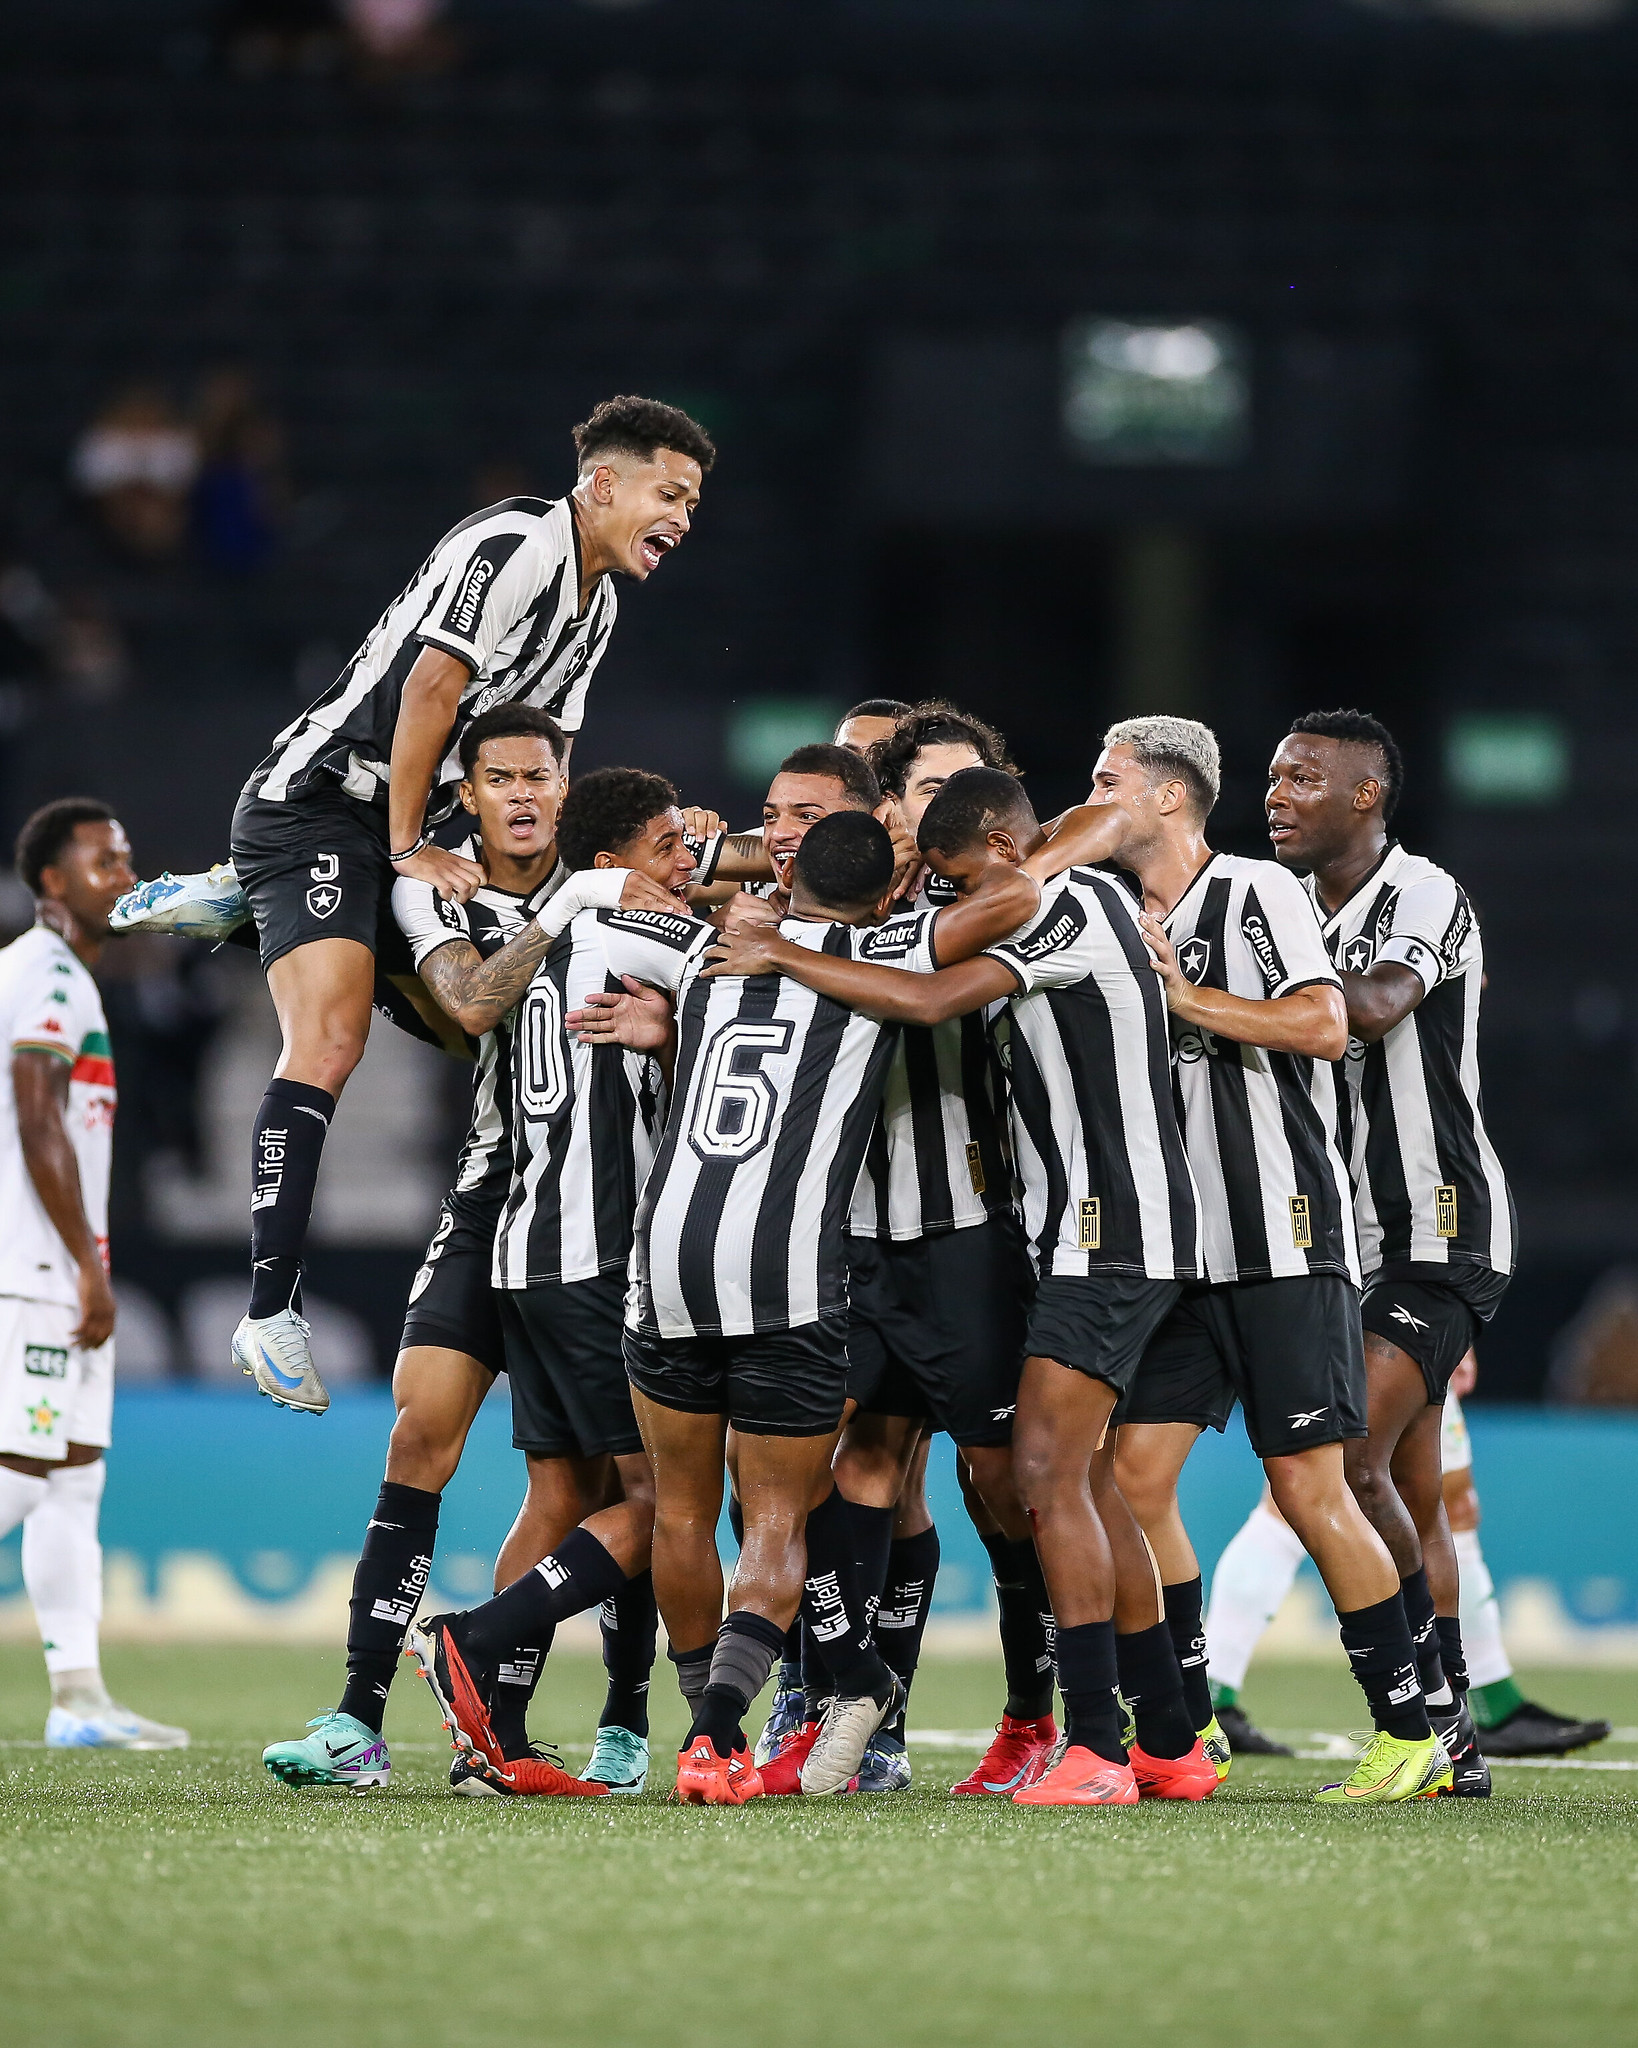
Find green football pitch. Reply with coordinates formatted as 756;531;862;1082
2;1647;1635;2048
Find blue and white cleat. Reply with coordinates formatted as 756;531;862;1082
233;1309;330;1415
754;1681;806;1768
263;1712;389;1790
46;1702;190;1750
844;1730;911;1794
585;1724;649;1794
111;861;250;941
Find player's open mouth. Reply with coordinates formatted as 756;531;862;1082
507;807;539;839
638;532;678;572
1267;820;1294;842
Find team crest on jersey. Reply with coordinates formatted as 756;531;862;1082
1340;935;1374;974
307;882;342;919
559;638;591;684
1177;935;1212;984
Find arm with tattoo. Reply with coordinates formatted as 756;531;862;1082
417;920;557;1037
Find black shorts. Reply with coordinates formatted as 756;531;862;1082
1025;1271;1184;1397
398;1201;505;1374
231;782;411;975
845;1215;1031;1446
1124;1274;1366;1460
622;1317;850;1438
1360;1261;1510;1406
502;1274;641;1460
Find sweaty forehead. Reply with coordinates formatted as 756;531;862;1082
473;736;557;773
1275;733;1369;778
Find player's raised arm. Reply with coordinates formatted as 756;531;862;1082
386;648;490;905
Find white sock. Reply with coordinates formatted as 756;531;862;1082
22;1458;107;1684
1206;1501;1307;1692
0;1464;49;1539
1453;1526;1512;1688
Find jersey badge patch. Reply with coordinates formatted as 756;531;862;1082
1078;1197;1101;1250
1178;935;1212;984
1288;1194;1313;1249
1435;1184;1458;1238
965;1141;987;1196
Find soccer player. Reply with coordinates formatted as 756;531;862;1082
708;769;1214;1808
628;811;1039;1802
117;397;713;1416
0;799;186;1749
260;721;677;1793
1037;717;1451;1803
1263;707;1518;1792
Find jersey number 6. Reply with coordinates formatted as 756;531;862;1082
687;1018;794;1162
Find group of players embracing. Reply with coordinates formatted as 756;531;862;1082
119;395;1512;1807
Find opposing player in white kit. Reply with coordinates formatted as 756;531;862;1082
0;799;187;1748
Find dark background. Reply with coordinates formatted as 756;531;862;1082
3;0;1636;1391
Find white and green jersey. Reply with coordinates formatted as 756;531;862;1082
0;926;115;1308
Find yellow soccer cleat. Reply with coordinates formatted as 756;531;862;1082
1314;1729;1453;1804
1198;1714;1233;1783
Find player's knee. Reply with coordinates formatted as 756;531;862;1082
385;1411;462;1489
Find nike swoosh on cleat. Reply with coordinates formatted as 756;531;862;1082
981;1770;1027;1793
256;1343;307;1390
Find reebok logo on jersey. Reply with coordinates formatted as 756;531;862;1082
1389;1304;1430;1333
1287;1408;1328;1429
1178;936;1212;984
990;1404;1017;1422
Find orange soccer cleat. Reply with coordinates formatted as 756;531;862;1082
950;1713;1059;1796
477;1747;611;1797
1128;1738;1221;1801
406;1615;505;1768
674;1737;765;1805
1012;1741;1139;1807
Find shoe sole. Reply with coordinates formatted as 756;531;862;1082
1013;1787;1139;1807
405;1626;499;1772
240;1359;329;1416
586;1777;647;1795
263;1757;389;1791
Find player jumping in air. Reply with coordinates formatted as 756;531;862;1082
113;398;713;1418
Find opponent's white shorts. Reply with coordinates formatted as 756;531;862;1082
0;1295;114;1461
1440;1390;1471;1476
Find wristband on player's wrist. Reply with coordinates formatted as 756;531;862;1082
389;834;432;865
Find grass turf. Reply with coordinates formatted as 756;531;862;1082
2;1647;1635;2048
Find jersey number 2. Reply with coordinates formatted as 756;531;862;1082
687;1019;794;1162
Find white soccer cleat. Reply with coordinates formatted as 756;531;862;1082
233;1309;330;1415
799;1679;905;1797
46;1703;190;1750
111;861;249;940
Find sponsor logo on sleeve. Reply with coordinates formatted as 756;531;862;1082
1008;895;1088;963
858;919;923;961
1241;907;1289;993
604;907;698;947
1439;894;1473;975
445;555;496;638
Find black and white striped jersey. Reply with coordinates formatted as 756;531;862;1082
391;836;566;1234
494;905;716;1289
983;871;1201;1281
1163;854;1359;1286
248;497;614;815
628;912;938;1339
849;876;1013;1242
1307;843;1515;1276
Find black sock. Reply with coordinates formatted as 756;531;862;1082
877;1526;940;1741
688;1610;787;1758
1400;1567;1450;1705
979;1529;1056;1723
1162;1576;1213;1733
454;1529;628;1663
800;1488;894;1702
1435;1615;1468;1699
800;1615;832;1721
599;1570;658;1737
489;1633;551;1760
248;1078;334;1319
337;1481;440;1733
1338;1593;1432;1741
1116;1621;1197;1761
1054;1619;1127;1765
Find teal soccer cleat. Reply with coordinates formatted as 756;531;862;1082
585;1725;650;1793
262;1712;390;1791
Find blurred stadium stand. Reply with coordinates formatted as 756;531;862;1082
2;0;1636;1386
